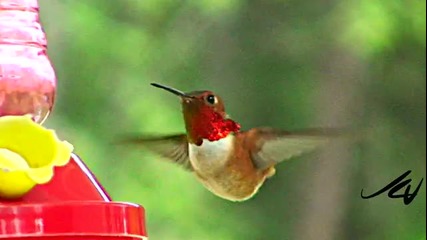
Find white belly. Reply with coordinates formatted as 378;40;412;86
188;134;234;173
188;134;266;201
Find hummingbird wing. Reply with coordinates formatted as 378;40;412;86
118;134;193;171
246;127;344;170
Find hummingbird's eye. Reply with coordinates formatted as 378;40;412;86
205;94;217;105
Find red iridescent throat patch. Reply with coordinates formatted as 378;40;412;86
191;111;241;143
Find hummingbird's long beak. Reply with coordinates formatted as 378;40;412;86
151;83;194;99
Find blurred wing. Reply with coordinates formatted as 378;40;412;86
249;128;343;170
118;134;193;171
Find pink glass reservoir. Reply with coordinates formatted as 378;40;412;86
0;0;56;123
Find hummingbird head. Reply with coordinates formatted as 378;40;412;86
151;83;241;145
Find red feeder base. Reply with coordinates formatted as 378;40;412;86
0;154;147;240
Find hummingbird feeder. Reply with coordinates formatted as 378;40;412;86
0;0;147;239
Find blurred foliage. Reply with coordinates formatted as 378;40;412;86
39;0;425;239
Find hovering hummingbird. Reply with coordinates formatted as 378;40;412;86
121;83;345;202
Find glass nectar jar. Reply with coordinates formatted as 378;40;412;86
0;0;56;123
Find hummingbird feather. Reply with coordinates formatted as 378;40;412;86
117;134;193;171
248;128;347;170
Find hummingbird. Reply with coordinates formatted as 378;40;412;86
121;83;345;202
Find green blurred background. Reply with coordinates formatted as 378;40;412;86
39;1;425;239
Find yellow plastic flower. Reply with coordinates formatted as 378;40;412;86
0;115;73;199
